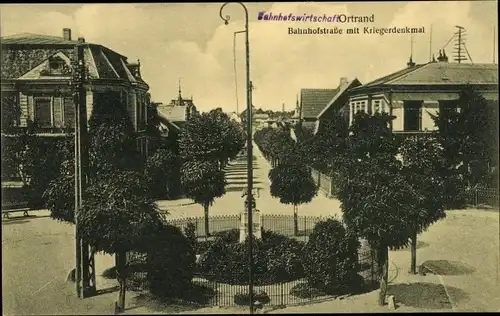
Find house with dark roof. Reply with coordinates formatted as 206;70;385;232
346;51;499;134
297;87;339;131
1;28;153;156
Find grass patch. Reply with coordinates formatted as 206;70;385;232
422;260;476;276
387;282;468;309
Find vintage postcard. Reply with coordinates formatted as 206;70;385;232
1;1;499;315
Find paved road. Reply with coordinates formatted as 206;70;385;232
2;211;117;315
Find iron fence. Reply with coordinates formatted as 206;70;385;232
124;268;336;307
166;214;330;241
464;187;499;208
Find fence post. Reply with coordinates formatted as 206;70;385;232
280;282;284;306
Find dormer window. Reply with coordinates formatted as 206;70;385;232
41;56;70;76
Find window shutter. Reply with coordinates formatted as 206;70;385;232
53;97;63;127
64;96;75;128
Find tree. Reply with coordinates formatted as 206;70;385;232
88;91;142;177
432;87;499;192
181;160;226;236
336;112;418;306
399;135;447;274
144;147;181;199
302;218;360;294
78;170;164;312
1;94;22;134
1;123;38;184
269;163;317;235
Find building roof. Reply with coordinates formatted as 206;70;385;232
157;104;187;123
300;88;339;118
1;33;80;45
157;111;181;133
254;113;270;120
1;32;148;86
353;62;498;91
317;78;362;119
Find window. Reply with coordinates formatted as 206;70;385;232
438;100;459;116
35;98;52;127
374;100;381;113
403;100;422;131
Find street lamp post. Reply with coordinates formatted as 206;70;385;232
233;30;245;115
220;2;254;314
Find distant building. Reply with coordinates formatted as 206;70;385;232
157;84;198;128
347;51;499;134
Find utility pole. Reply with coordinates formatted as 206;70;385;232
73;45;82;298
73;43;96;298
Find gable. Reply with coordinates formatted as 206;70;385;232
17;51;72;80
300;89;339;118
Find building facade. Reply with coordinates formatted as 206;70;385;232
346;53;499;133
1;29;152;156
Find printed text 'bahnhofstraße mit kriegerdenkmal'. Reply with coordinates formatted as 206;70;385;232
257;12;375;23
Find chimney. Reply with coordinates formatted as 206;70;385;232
437;49;448;63
77;37;85;43
63;28;72;41
339;77;348;87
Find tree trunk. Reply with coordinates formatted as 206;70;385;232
377;245;389;306
204;203;210;237
409;230;418;274
115;251;127;313
293;205;298;236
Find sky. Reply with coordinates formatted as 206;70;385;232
0;1;498;113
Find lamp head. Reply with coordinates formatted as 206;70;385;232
224;20;229;25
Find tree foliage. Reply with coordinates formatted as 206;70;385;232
146;224;196;298
399;135;447;232
88;91;142;177
78;170;164;255
431;87;499;189
298;115;349;174
144;147;181;199
337;112;416;249
399;135;447;273
179;109;245;164
181;160;226;206
336;112;420;305
269;163;317;206
302;218;360;294
255;126;298;166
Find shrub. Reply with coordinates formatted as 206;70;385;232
302;218;360;295
146;223;197;298
234;289;270;306
183;222;197;250
290;282;327;299
198;229;304;285
196;240;215;255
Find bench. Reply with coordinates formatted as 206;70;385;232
2;202;30;219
